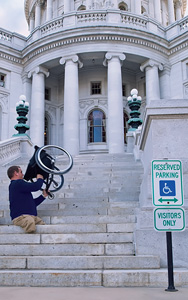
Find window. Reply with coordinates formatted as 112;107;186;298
44;117;49;145
91;82;101;95
78;5;86;11
0;74;5;88
45;88;51;101
119;2;128;11
141;6;146;14
88;109;106;143
0;106;2;140
122;84;126;97
124;111;129;144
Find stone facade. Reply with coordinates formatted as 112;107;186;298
0;0;188;272
0;0;187;154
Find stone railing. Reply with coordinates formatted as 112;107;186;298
121;13;147;29
0;29;12;42
0;137;33;166
41;17;64;36
0;28;26;49
179;17;188;31
1;11;188;46
77;11;107;24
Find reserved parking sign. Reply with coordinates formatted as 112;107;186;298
152;160;183;206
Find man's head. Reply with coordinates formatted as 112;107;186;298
7;166;23;180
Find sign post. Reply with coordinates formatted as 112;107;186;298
152;159;185;292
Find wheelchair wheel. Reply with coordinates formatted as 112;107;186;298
35;145;73;175
47;173;64;193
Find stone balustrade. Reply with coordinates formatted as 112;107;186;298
0;30;12;42
41;17;64;36
121;14;147;29
1;11;187;47
77;12;107;23
0;137;33;165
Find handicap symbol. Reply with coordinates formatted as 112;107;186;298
163;183;172;194
159;180;176;197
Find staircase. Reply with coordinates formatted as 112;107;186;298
0;153;183;287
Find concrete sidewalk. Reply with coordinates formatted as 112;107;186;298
0;287;188;300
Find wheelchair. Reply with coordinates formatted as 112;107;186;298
24;145;73;199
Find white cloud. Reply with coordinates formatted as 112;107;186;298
0;0;29;36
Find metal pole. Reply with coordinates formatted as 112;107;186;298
165;231;178;292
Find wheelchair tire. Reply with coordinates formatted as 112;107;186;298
35;145;73;175
48;173;64;193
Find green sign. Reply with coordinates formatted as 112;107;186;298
152;160;183;206
154;208;185;232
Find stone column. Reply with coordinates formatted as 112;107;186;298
154;0;162;23
134;0;141;15
148;0;155;18
0;95;9;140
59;55;83;155
103;52;126;154
160;65;171;99
35;0;41;27
168;0;175;24
131;0;135;13
140;60;163;104
29;13;35;32
64;0;71;14
161;0;167;26
22;73;32;109
28;67;49;147
86;0;93;9
47;0;53;21
175;0;182;21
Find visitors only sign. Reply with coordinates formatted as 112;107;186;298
154;208;185;231
152;160;183;206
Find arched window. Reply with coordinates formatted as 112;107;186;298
118;2;128;11
88;109;106;143
141;6;146;14
44;116;49;145
124;111;129;144
0;106;2;140
78;5;86;11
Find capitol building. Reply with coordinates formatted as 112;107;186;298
0;0;188;287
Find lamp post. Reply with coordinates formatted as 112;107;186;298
127;88;142;131
13;95;30;137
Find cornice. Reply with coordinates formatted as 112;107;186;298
0;51;22;64
0;32;188;66
22;34;169;65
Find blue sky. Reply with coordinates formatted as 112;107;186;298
0;0;188;37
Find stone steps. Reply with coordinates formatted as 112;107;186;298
0;223;135;233
2;153;185;287
0;232;133;244
0;269;187;287
0;255;160;270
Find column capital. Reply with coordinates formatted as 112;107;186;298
35;0;43;7
140;59;163;72
28;66;49;79
59;55;83;68
103;52;126;66
175;0;182;9
162;64;171;75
